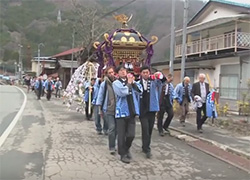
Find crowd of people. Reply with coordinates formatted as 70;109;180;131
24;75;62;101
82;65;214;164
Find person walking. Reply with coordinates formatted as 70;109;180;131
191;73;209;133
55;77;62;98
157;74;175;136
96;67;117;154
44;77;54;101
113;65;142;164
31;77;36;92
41;77;45;97
35;76;43;100
138;65;164;158
25;75;31;93
92;77;108;135
84;78;96;120
174;76;192;126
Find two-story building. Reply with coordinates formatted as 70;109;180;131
52;48;84;89
152;0;250;109
31;57;57;76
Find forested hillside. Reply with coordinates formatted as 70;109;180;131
0;0;204;70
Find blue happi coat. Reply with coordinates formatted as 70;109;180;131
44;80;54;91
206;90;218;118
96;81;107;111
83;81;91;102
174;82;192;104
96;79;113;113
113;80;142;118
138;79;162;112
159;82;175;105
92;78;101;105
35;80;43;90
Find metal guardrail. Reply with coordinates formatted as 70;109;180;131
175;32;250;57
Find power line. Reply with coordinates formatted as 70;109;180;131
98;0;137;20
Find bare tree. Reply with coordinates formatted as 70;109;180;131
70;0;116;63
70;0;139;64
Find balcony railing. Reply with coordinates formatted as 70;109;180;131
175;32;250;58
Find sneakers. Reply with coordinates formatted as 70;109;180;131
142;150;152;159
197;128;203;133
126;151;132;160
159;131;164;137
180;121;185;127
121;155;130;164
97;131;103;135
146;152;152;159
163;128;170;135
110;149;116;155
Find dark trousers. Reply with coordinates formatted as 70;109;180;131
55;88;61;98
116;117;135;156
139;112;155;153
157;96;174;132
41;88;44;97
47;90;52;100
37;89;42;100
85;101;93;120
197;103;207;129
104;114;117;150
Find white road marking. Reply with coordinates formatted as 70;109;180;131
0;86;27;148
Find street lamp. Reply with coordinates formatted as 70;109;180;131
37;43;45;76
70;28;76;78
169;0;176;75
18;44;23;80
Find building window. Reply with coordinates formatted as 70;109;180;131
185;70;195;84
220;75;238;100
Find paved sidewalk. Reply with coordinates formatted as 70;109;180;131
169;118;250;159
2;86;250;179
40;98;250;180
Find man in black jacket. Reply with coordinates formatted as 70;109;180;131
191;73;209;133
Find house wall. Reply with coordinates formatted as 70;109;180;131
194;57;240;87
153;56;240;86
241;56;250;88
195;4;239;25
31;62;37;73
154;55;248;111
31;61;56;76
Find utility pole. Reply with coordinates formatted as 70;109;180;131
70;28;76;78
18;44;23;80
37;43;44;76
14;62;17;77
180;0;189;81
169;0;176;75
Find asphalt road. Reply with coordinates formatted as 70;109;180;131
0;88;250;180
0;85;24;137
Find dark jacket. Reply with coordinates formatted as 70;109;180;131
191;82;209;100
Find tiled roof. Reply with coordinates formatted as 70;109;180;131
211;0;250;8
52;48;84;58
188;0;250;25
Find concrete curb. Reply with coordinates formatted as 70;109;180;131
168;126;250;160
